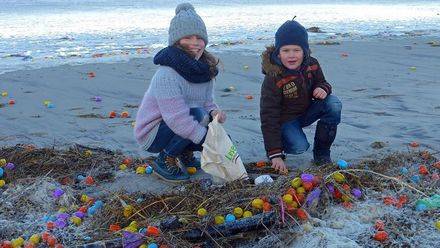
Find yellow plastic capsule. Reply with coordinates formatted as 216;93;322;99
197;208;207;217
251;198;264;209
0;180;6;187
80;194;89;203
123;205;133;218
119;164;127;171
296;187;306;194
233;207;243;218
70;216;82;226
0;158;6;166
84;150;93;157
283;194;293;204
29;234;40;244
291;177;302;188
11;237;24;248
186;167;197;175
333;172;346;183
214;215;225;225
136;166;146;174
243;211;253;218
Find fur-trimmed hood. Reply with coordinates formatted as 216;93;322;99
261;45;284;78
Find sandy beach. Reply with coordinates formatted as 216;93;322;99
1;36;439;166
1;32;440;247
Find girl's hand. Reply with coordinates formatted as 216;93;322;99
271;157;288;174
211;110;227;123
313;87;327;100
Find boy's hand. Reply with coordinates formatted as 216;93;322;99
271;157;288;174
211;110;227;123
313;87;327;100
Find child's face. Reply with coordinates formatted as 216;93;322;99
178;35;206;59
278;45;304;70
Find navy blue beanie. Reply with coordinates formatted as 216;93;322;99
272;20;309;66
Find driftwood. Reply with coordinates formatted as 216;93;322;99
181;212;276;241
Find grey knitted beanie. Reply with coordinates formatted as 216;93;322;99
168;3;208;46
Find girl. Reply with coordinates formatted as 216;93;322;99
135;3;226;182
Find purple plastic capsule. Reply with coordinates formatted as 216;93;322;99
351;188;362;198
326;183;335;194
5;162;15;170
53;188;64;198
301;173;314;183
74;211;86;219
57;213;70;220
55;219;67;228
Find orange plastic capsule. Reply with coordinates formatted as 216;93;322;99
146;226;160;236
262;202;272;212
109;224;121;232
256;161;266;168
85;176;94;186
419;165;428;175
41;232;50;242
296;209;308;221
302;182;313;191
373;231;388;242
47;236;57;247
46;221;55;230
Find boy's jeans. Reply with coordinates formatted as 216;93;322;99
281;95;342;154
147;108;208;157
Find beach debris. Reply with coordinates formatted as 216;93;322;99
255;161;266;168
197;208;207;217
85;176;95;185
119;163;127;171
243;65;249;70
373;231;389;242
53;188;64;199
5;162;15;170
92;96;102;102
136;166;146;174
409;141;420;147
316;40;340;45
254;175;273;185
1;91;8;97
222;86;236;92
427;41;440;47
415;194;440;211
8;99;15;105
109;224;121;232
215;215;225;225
409;66;417;71
245;95;253;100
146;165;153;174
109;111;117;118
418;165;428;175
341;52;349;57
435;220;440;231
404;45;412;50
371;141;386;149
251;198;264;209
186;167;197;175
87;72;96;78
225;214;236;223
306;27;325;33
121;111;130;118
337;159;349;169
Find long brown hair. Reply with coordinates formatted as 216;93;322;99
174;44;220;79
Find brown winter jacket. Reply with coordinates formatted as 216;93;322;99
260;46;332;160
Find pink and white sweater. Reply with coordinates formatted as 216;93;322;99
134;66;218;149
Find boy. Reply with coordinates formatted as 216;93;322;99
260;20;342;173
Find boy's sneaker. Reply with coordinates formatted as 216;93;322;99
177;150;201;169
152;152;189;182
